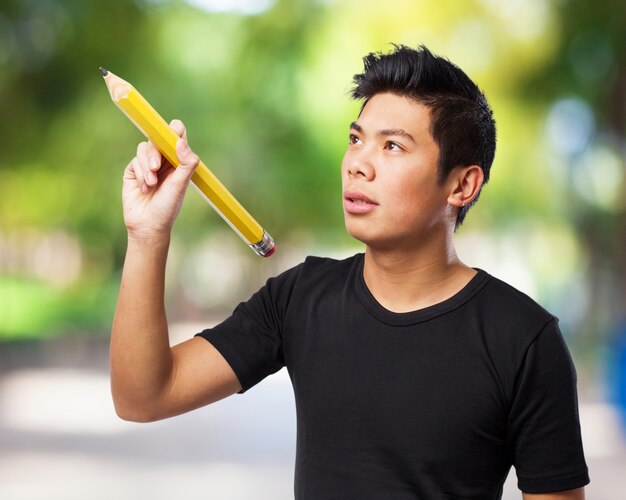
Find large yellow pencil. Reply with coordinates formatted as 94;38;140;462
101;68;275;258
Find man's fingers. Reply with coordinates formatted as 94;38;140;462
136;141;160;188
126;157;149;193
170;119;188;141
146;142;162;171
125;122;194;197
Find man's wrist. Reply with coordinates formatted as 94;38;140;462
126;231;171;253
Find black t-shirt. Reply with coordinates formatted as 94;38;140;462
196;253;589;499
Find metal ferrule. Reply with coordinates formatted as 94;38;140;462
249;230;275;257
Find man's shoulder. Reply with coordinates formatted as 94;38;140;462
473;269;558;346
468;271;563;387
480;271;554;320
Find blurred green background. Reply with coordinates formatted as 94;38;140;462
1;0;625;397
1;0;626;497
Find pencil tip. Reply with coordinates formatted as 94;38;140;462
99;67;108;77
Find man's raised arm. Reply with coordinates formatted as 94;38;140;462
110;120;241;423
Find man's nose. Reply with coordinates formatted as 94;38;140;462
346;149;375;181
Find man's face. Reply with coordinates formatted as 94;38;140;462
341;92;451;250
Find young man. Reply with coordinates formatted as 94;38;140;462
111;45;589;498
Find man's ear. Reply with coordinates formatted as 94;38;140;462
446;165;484;208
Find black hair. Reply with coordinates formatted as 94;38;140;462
350;44;496;231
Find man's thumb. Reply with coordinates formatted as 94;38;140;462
175;138;200;180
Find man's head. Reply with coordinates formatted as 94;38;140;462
349;44;496;231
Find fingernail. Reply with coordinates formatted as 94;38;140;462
150;158;159;170
141;183;148;194
148;172;156;184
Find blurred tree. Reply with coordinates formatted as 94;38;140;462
519;0;626;342
0;0;622;341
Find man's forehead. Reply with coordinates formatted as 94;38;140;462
352;93;432;138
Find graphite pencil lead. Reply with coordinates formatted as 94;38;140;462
99;67;108;77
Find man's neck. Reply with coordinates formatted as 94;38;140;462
363;233;477;313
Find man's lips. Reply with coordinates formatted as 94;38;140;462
343;190;378;214
344;191;378;204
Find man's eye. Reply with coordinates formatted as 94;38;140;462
349;134;361;144
385;141;402;151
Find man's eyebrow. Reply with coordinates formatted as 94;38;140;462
378;128;415;143
349;121;363;133
349;121;415;143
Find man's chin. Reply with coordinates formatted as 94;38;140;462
344;221;368;245
345;225;396;251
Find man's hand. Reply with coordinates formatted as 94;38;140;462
122;119;199;242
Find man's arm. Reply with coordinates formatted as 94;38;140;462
110;120;241;423
522;487;585;499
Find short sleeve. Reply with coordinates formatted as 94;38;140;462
194;263;303;393
507;318;590;493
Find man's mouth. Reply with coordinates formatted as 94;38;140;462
343;191;378;205
343;191;378;214
347;197;372;204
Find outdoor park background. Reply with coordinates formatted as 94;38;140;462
1;0;625;498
